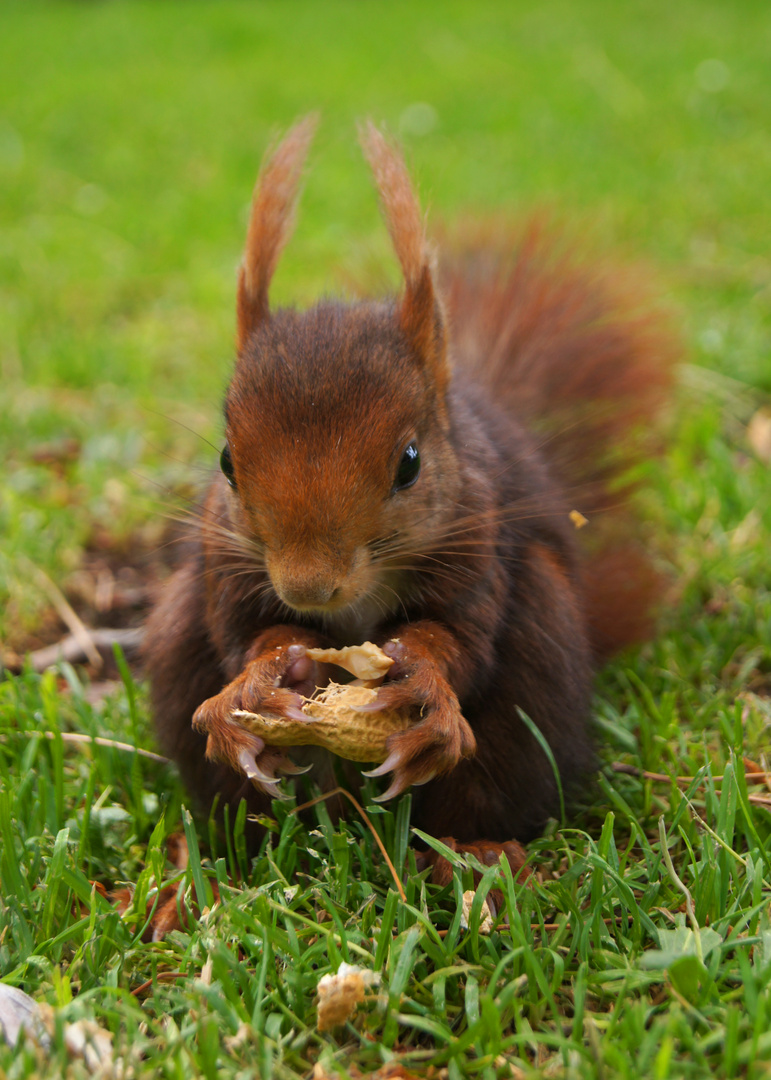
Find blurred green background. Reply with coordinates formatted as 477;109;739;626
1;0;769;638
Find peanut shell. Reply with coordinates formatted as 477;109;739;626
316;963;379;1031
233;681;413;763
306;641;394;681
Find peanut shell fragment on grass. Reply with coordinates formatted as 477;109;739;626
316;963;379;1031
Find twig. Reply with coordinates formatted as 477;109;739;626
20;557;103;669
612;761;771;809
612;762;770;786
10;729;169;764
131;972;187;997
291;786;407;902
748;794;771;808
436;914;633;938
6;627;144;674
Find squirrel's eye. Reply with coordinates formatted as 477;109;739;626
393;440;420;492
220;444;237;489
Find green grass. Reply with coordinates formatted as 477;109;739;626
2;663;770;1077
1;1;771;1076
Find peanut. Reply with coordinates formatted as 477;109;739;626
232;641;412;762
234;682;412;762
306;641;394;681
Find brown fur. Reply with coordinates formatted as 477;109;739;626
236;115;317;351
144;119;677;874
360;123;447;395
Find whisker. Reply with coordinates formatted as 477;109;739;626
141;407;223;457
372;581;409;621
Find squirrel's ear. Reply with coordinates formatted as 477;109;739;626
236;115;317;352
360;122;448;395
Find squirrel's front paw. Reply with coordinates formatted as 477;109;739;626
192;641;324;798
358;645;476;801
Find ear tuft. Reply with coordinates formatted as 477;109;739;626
359;121;427;287
360;122;447;390
236;114;318;352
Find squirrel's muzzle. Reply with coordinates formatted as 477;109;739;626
266;550;355;613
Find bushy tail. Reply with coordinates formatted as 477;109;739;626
439;218;679;661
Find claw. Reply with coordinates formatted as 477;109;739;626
361;749;402;779
411;769;438;788
278;758;313;776
265;782;293;802
284;705;312;722
252;776;292;801
350;689;390;713
366;758;437;800
238;747;279;785
247;765;281;785
371;774;410;803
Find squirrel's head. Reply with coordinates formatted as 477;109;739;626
220;119;460;619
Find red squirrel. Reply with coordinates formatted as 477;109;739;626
144;118;675;876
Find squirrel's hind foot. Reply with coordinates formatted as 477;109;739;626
416;837;531;918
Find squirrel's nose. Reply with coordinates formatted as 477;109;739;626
276;579;342;610
268;557;345;611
